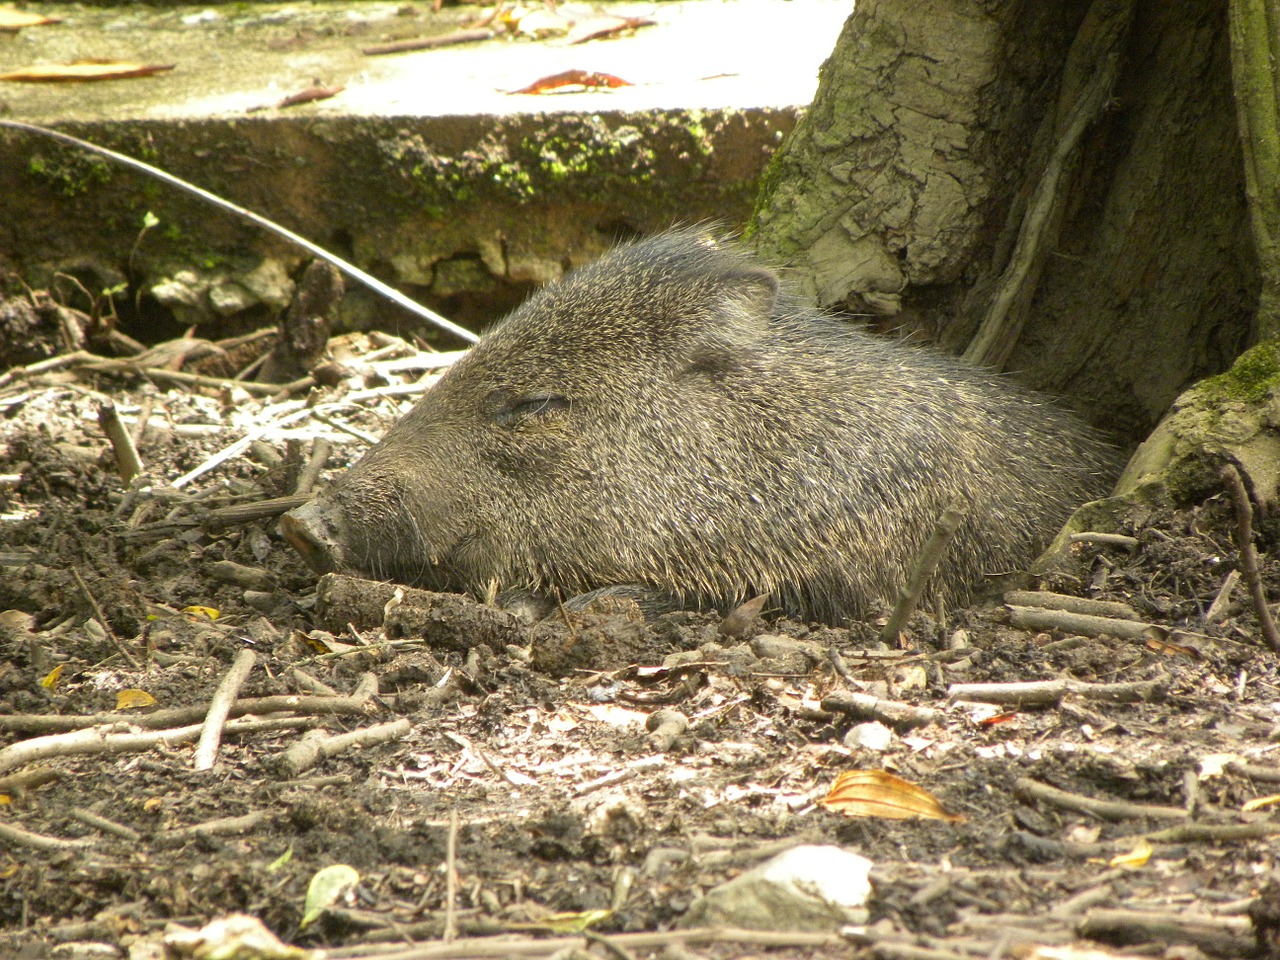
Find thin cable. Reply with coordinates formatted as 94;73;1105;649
0;118;480;344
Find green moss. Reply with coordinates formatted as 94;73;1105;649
1196;342;1280;405
745;143;788;238
27;151;112;197
383;119;677;212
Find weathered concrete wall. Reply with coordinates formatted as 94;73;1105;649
0;109;794;341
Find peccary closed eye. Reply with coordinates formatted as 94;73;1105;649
281;228;1116;622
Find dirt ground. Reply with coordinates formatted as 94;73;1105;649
2;303;1280;960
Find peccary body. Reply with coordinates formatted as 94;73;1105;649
282;229;1116;622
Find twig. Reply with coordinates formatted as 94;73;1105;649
1226;759;1280;782
310;410;380;445
1006;605;1159;641
295;438;333;496
172;406;318;488
71;567;140;669
1221;463;1280;653
0;348;93;390
321;926;843;959
1206;569;1242;623
1013;777;1188;821
202;494;312;530
947;676;1165;706
445;809;459;943
880;501;967;643
1002;590;1139;620
1068;531;1139;549
194;649;258;770
0;716;311;775
130;396;155;448
0;820;95;852
69;807;141;841
207;560;273;591
0;119;478;345
1125;821;1280;843
1078;907;1253;956
0;766;62;793
83;357;285;394
0;686;377;734
288;669;339;696
820;690;943;731
155;810;272;845
97;399;144;483
363;28;495;55
276;718;409;777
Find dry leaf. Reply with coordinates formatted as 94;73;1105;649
1142;628;1202;658
582;704;646;727
1243;793;1280;812
117;689;158;710
0;61;176;83
0;8;61;31
512;908;612;934
819;769;966;823
507;69;632;95
301;864;360;930
1198;752;1245;778
718;592;768;639
1108;837;1152;869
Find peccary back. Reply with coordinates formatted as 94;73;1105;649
282;229;1116;622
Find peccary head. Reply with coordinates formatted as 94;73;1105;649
282;228;1114;621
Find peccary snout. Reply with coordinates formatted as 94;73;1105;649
279;500;344;575
281;228;1117;622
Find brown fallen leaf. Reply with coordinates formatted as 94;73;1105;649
507;69;632;95
1142;628;1203;659
0;8;62;31
819;769;967;823
0;60;176;82
977;711;1019;727
566;14;655;44
718;592;769;639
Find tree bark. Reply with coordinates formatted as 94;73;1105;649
1229;0;1280;341
752;0;1260;444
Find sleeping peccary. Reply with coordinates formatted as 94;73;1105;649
280;228;1116;623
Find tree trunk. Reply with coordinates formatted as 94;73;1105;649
751;0;1259;445
1229;0;1280;342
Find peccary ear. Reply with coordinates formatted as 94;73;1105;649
720;267;780;322
678;267;780;378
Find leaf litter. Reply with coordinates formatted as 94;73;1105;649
0;285;1279;959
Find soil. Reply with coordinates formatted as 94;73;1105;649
2;303;1280;960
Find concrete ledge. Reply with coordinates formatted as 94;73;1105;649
0;0;847;338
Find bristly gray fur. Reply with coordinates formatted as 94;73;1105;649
286;227;1118;622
